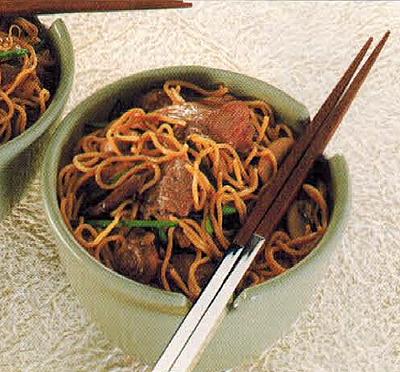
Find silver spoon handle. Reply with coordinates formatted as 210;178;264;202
154;234;265;372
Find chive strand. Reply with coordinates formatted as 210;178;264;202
0;48;29;61
205;205;238;235
87;219;179;229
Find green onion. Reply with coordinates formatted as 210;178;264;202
222;205;237;216
111;169;130;184
0;48;29;61
35;39;46;52
86;121;109;129
158;229;168;243
87;219;179;229
205;218;214;235
87;206;237;234
205;205;238;235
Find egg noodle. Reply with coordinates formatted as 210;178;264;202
0;17;55;144
58;80;329;301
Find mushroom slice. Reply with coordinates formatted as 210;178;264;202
259;137;294;183
286;200;313;239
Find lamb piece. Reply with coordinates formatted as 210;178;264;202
157;100;254;152
113;229;159;284
196;94;236;107
191;101;255;152
170;253;216;289
86;173;147;217
0;63;19;87
155;102;210;122
139;89;172;112
15;74;41;99
36;49;56;84
175;228;191;249
155;102;211;140
144;158;194;218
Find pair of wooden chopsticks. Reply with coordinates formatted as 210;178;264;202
154;31;390;372
0;1;192;16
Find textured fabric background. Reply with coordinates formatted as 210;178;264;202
0;2;399;371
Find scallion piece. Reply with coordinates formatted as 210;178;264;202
205;218;214;235
158;229;168;243
222;205;237;216
0;48;29;61
205;205;238;235
35;39;46;52
111;169;130;183
87;219;179;229
86;121;109;129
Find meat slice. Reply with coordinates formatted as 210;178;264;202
144;158;193;218
0;63;19;87
87;173;147;217
15;74;41;99
113;229;159;284
139;89;172;112
155;102;210;122
197;94;236;107
189;101;255;152
175;228;191;248
157;100;254;152
170;253;216;289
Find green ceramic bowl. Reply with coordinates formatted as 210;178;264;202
42;66;350;371
0;18;74;221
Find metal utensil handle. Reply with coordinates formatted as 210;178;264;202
153;245;245;371
169;234;265;372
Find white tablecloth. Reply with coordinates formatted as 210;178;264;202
1;2;399;371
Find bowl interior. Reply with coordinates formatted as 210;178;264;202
0;18;74;165
43;66;346;314
0;18;73;220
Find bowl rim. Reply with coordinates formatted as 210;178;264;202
42;65;350;314
0;18;74;165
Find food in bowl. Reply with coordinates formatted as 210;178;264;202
57;80;330;301
0;16;59;144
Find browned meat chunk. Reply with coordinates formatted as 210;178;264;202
113;229;159;284
197;94;236;107
87;173;147;217
144;158;194;218
15;74;41;99
175;228;191;248
36;49;56;82
0;63;19;87
155;102;210;122
156;100;254;152
155;102;211;140
139;89;172;112
170;253;216;289
190;101;255;152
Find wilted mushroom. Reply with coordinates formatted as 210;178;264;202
170;253;216;289
86;173;148;217
286;200;313;239
259;137;294;183
113;229;159;284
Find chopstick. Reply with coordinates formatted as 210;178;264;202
0;0;192;16
233;35;373;247
254;31;390;242
154;31;390;372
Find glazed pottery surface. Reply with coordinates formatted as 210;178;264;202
42;66;350;371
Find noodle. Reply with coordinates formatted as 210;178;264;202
58;80;330;301
0;17;57;145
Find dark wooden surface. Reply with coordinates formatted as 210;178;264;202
235;30;389;246
0;0;192;16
